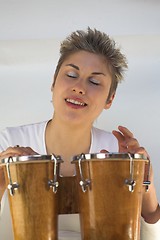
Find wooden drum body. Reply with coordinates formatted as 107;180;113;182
1;155;63;240
72;153;149;240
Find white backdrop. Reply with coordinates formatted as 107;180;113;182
0;0;160;238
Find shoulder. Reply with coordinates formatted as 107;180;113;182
1;121;47;137
91;126;118;153
0;121;48;151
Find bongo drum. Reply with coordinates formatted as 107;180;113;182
0;154;63;240
72;153;150;240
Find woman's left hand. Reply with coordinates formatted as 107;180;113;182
112;125;160;223
112;126;148;157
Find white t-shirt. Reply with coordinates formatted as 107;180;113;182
0;121;159;239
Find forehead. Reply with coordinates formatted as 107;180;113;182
61;50;110;72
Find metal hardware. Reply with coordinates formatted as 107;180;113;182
6;157;19;196
48;154;59;193
143;159;151;192
143;181;151;191
125;153;136;192
78;153;91;192
124;179;136;192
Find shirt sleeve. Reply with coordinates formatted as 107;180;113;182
0;129;9;152
0;128;15;152
140;217;160;240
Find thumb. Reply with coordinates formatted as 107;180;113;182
100;149;109;153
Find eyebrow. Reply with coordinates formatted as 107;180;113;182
65;63;106;76
66;64;79;70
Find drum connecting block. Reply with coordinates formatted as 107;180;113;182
6;157;19;196
48;154;60;193
78;153;91;192
124;153;136;192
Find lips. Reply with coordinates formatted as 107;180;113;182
65;98;87;107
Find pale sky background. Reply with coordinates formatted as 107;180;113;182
0;0;160;238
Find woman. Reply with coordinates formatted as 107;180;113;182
0;28;159;239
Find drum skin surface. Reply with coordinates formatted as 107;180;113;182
3;159;60;240
73;155;146;240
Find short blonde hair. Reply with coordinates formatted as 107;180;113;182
54;27;128;100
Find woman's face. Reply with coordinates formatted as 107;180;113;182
51;51;115;126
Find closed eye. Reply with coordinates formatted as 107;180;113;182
89;78;100;85
66;71;78;78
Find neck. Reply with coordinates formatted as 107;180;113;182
45;118;92;175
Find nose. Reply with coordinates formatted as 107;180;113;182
72;82;85;95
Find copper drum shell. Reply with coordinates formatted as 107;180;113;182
72;153;148;240
1;155;63;240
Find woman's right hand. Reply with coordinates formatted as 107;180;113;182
0;146;38;159
0;146;38;200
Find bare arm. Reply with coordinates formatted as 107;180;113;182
112;126;160;224
141;166;160;223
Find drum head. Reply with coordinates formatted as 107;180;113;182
72;152;148;162
0;154;63;166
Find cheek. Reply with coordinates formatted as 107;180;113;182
91;88;108;105
51;82;65;106
54;76;68;90
91;96;107;115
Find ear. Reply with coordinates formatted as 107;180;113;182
104;92;115;110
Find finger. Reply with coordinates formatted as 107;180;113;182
112;130;125;142
0;153;20;162
135;147;150;159
100;149;109;153
112;126;134;143
112;130;131;149
17;147;38;155
0;146;38;158
117;126;134;139
113;126;141;153
0;147;22;157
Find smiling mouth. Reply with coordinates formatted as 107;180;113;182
65;98;87;106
